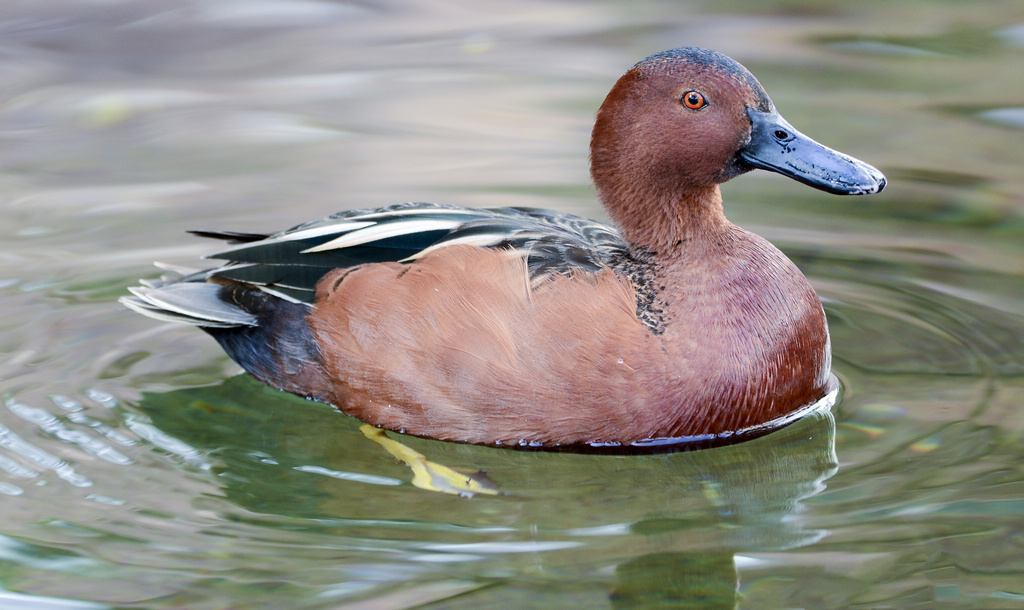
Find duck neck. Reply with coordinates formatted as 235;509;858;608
603;184;731;258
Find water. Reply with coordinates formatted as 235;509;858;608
2;1;1023;607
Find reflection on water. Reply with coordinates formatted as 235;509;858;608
1;0;1024;607
135;377;837;606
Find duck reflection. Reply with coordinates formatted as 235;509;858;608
607;407;836;609
136;374;837;608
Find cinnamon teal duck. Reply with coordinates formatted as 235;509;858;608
122;47;885;450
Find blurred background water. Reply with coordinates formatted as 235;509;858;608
1;1;1023;608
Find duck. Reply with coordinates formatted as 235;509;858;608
122;47;885;450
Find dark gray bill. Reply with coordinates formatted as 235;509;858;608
739;108;886;195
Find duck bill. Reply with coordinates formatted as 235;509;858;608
739;108;886;195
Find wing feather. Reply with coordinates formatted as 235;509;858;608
125;202;635;327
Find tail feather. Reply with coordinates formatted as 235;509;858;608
120;294;239;328
121;278;329;399
122;284;258;327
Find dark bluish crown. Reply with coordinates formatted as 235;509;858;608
636;47;773;112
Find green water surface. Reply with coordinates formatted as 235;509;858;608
1;1;1023;608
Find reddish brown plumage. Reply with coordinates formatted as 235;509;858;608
127;47;888;448
291;49;833;445
302;219;829;446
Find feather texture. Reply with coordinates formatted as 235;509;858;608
124;202;641;324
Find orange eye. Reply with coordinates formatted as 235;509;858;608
682;90;707;110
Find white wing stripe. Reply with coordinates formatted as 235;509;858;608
398;233;511;261
302;218;464;253
274;221;377;242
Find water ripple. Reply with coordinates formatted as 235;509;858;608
293;464;403;487
7;399;132;465
0;451;39;479
0;422;91;487
0;482;24;496
123;414;208;469
54;396;137;446
0;422;63;469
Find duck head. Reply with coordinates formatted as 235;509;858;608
591;47;885;248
